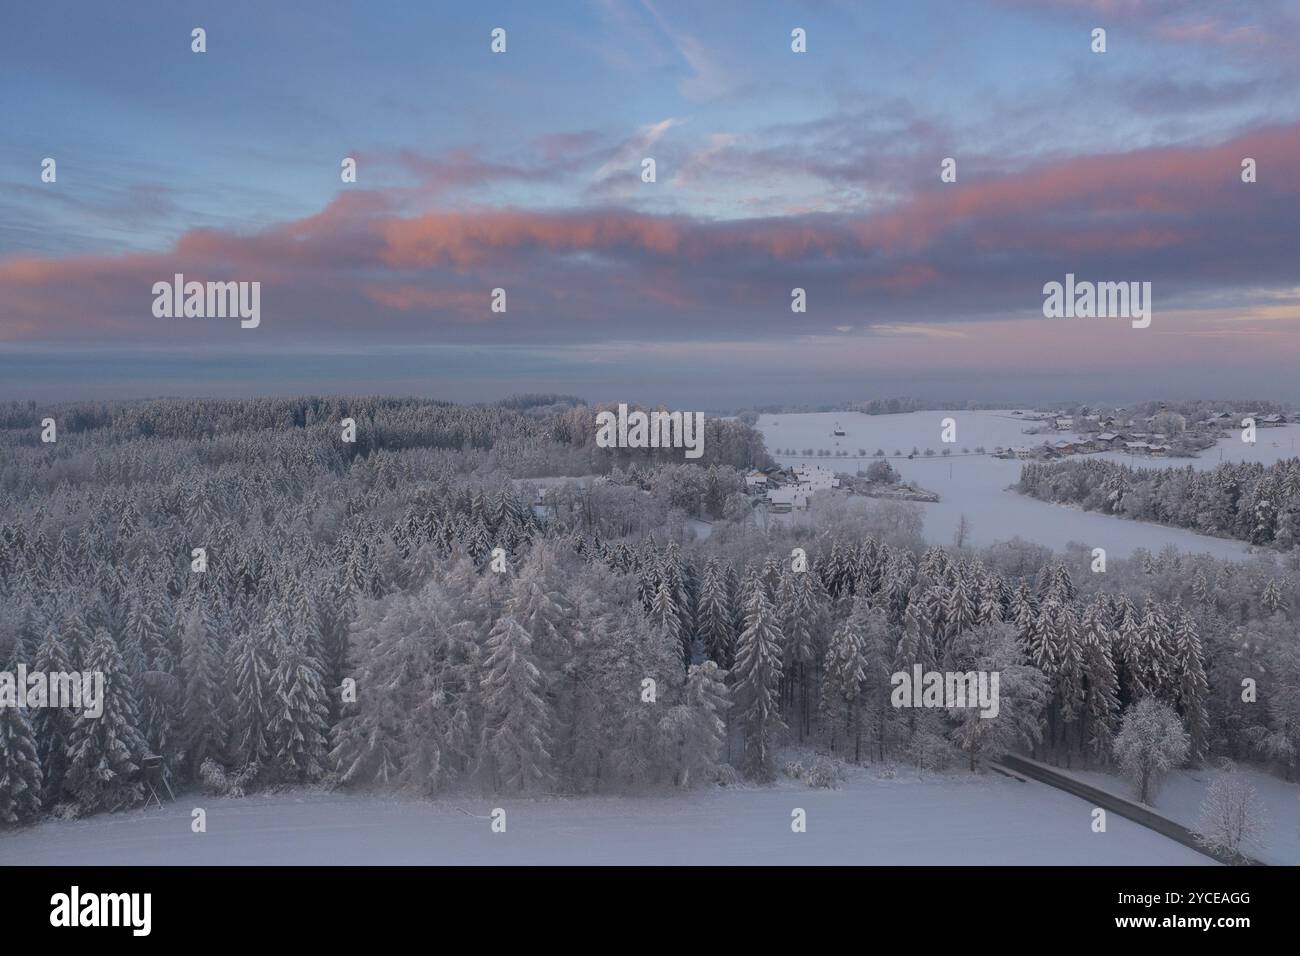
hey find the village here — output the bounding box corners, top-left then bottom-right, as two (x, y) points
(745, 461), (939, 514)
(990, 408), (1289, 462)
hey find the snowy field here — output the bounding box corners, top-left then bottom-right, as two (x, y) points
(1056, 763), (1300, 865)
(757, 412), (1297, 560)
(0, 767), (1211, 865)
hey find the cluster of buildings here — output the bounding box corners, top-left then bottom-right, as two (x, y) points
(746, 463), (841, 513)
(998, 407), (1290, 462)
(1196, 410), (1288, 428)
(994, 432), (1172, 461)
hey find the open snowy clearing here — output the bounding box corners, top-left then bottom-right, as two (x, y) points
(1, 766), (1211, 865)
(757, 411), (1295, 560)
(1051, 763), (1300, 865)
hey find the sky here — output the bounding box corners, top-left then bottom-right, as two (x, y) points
(2, 0), (1299, 408)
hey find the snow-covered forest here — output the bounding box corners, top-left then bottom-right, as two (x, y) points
(1, 396), (1298, 828)
(1018, 457), (1300, 547)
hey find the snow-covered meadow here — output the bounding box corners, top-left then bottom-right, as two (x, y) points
(0, 765), (1213, 866)
(1055, 763), (1300, 865)
(757, 411), (1299, 560)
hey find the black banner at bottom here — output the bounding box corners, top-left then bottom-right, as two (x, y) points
(4, 865), (1281, 940)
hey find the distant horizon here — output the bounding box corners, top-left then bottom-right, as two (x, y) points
(4, 1), (1300, 397)
(2, 360), (1293, 418)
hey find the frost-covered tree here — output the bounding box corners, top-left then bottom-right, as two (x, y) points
(779, 570), (823, 740)
(0, 646), (43, 826)
(696, 559), (735, 668)
(1171, 611), (1211, 762)
(1194, 769), (1270, 860)
(269, 638), (330, 784)
(947, 622), (1047, 771)
(179, 599), (227, 777)
(1078, 599), (1120, 760)
(479, 613), (552, 793)
(30, 629), (74, 805)
(229, 615), (275, 776)
(659, 661), (730, 787)
(1113, 698), (1190, 804)
(822, 606), (868, 761)
(64, 628), (150, 814)
(732, 576), (785, 781)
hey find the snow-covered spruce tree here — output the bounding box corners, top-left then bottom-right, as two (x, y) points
(1170, 610), (1211, 762)
(479, 613), (552, 793)
(658, 660), (730, 787)
(269, 636), (331, 784)
(1113, 698), (1190, 804)
(1137, 600), (1174, 702)
(822, 602), (868, 761)
(0, 645), (43, 826)
(1249, 634), (1300, 782)
(895, 596), (931, 670)
(31, 628), (73, 806)
(508, 546), (572, 665)
(332, 578), (477, 793)
(179, 598), (228, 778)
(1113, 595), (1147, 704)
(650, 576), (686, 666)
(944, 576), (977, 646)
(1194, 769), (1270, 860)
(731, 574), (786, 781)
(856, 601), (901, 763)
(946, 622), (1047, 772)
(229, 613), (276, 778)
(59, 609), (94, 671)
(696, 559), (735, 668)
(1078, 599), (1120, 762)
(777, 571), (816, 740)
(1261, 578), (1283, 616)
(63, 628), (149, 814)
(1053, 600), (1084, 760)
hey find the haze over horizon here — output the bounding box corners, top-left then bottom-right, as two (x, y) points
(3, 0), (1299, 402)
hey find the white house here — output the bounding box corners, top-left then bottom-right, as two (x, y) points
(793, 463), (840, 491)
(767, 486), (809, 512)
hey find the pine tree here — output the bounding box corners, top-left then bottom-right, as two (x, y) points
(650, 576), (687, 665)
(895, 598), (930, 670)
(1138, 600), (1173, 701)
(780, 571), (822, 740)
(479, 613), (552, 793)
(823, 602), (868, 761)
(1114, 596), (1147, 702)
(944, 576), (978, 645)
(1262, 578), (1284, 616)
(696, 559), (735, 668)
(31, 629), (73, 806)
(179, 599), (227, 777)
(64, 628), (149, 814)
(1055, 601), (1085, 746)
(269, 637), (331, 783)
(230, 614), (275, 775)
(731, 576), (785, 781)
(659, 661), (730, 787)
(1171, 611), (1211, 761)
(1079, 599), (1121, 761)
(0, 646), (43, 826)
